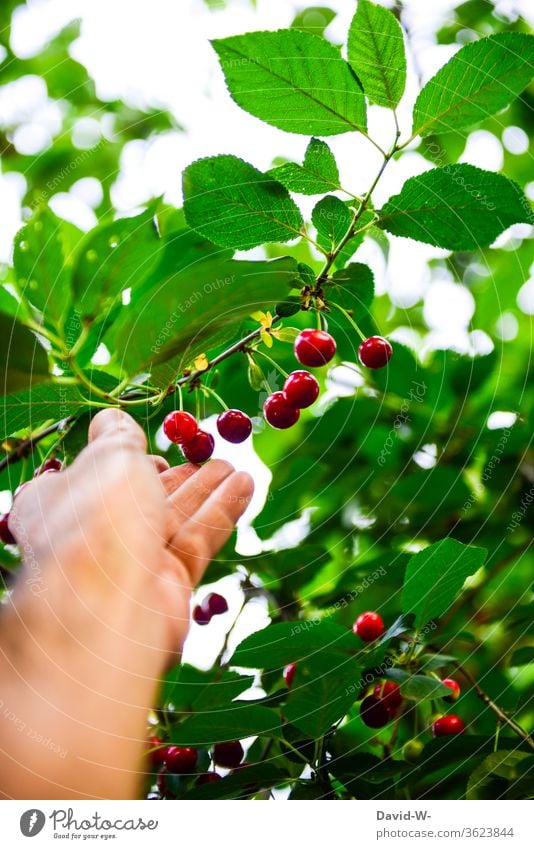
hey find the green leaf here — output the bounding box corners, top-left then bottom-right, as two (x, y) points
(467, 751), (534, 800)
(167, 703), (281, 746)
(291, 7), (336, 37)
(112, 255), (298, 378)
(323, 262), (375, 358)
(390, 673), (452, 701)
(378, 165), (533, 250)
(312, 195), (352, 252)
(231, 619), (358, 669)
(161, 664), (253, 711)
(13, 207), (75, 331)
(347, 0), (406, 109)
(402, 538), (487, 628)
(0, 381), (90, 439)
(212, 29), (367, 136)
(0, 314), (49, 394)
(285, 655), (360, 737)
(412, 33), (534, 138)
(333, 210), (375, 269)
(267, 138), (341, 195)
(510, 647), (534, 667)
(183, 155), (304, 250)
(183, 763), (287, 800)
(72, 209), (163, 320)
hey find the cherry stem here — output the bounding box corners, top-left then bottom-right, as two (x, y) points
(201, 384), (229, 412)
(455, 661), (534, 752)
(253, 348), (289, 379)
(329, 301), (367, 342)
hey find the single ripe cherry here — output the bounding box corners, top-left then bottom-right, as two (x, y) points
(148, 735), (167, 768)
(358, 336), (393, 369)
(164, 745), (198, 773)
(205, 593), (228, 616)
(373, 681), (402, 711)
(216, 410), (252, 443)
(34, 457), (63, 476)
(441, 678), (461, 702)
(294, 329), (336, 367)
(163, 410), (198, 444)
(353, 611), (385, 643)
(283, 371), (320, 409)
(196, 772), (222, 785)
(360, 695), (391, 729)
(432, 715), (465, 737)
(212, 741), (244, 769)
(263, 392), (300, 429)
(0, 513), (15, 545)
(181, 430), (214, 463)
(193, 604), (211, 625)
(283, 663), (297, 688)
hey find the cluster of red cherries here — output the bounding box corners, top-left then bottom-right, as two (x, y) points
(148, 736), (245, 793)
(0, 457), (63, 546)
(284, 610), (465, 740)
(162, 329), (393, 462)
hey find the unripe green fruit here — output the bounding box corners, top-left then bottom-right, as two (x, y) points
(402, 739), (424, 763)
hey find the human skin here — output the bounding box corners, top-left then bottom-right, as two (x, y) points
(0, 409), (254, 799)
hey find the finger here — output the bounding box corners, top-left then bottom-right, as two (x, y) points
(87, 408), (147, 453)
(170, 470), (254, 585)
(167, 459), (235, 523)
(149, 454), (170, 474)
(159, 463), (198, 496)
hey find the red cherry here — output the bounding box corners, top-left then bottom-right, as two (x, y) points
(353, 611), (385, 643)
(360, 695), (391, 728)
(0, 513), (15, 545)
(181, 430), (214, 463)
(441, 678), (461, 702)
(283, 370), (320, 409)
(358, 336), (393, 369)
(432, 714), (465, 737)
(193, 604), (211, 625)
(34, 457), (63, 476)
(216, 409), (252, 443)
(263, 392), (300, 429)
(148, 735), (166, 768)
(212, 741), (244, 769)
(205, 593), (228, 616)
(196, 772), (222, 785)
(164, 745), (198, 773)
(373, 681), (402, 711)
(283, 663), (297, 688)
(294, 329), (336, 367)
(163, 410), (198, 444)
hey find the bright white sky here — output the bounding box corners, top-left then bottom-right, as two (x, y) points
(1, 0), (533, 666)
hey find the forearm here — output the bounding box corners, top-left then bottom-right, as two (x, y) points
(0, 557), (170, 799)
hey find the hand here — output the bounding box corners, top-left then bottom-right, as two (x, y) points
(0, 409), (253, 799)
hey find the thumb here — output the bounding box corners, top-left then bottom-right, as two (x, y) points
(88, 408), (147, 453)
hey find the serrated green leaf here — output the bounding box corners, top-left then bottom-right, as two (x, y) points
(378, 165), (533, 250)
(402, 538), (487, 628)
(268, 138), (341, 195)
(0, 314), (49, 394)
(72, 209), (162, 320)
(167, 703), (281, 746)
(312, 195), (352, 252)
(162, 664), (253, 711)
(111, 255), (298, 378)
(467, 751), (534, 800)
(231, 619), (358, 669)
(0, 381), (90, 439)
(285, 655), (360, 737)
(212, 29), (366, 136)
(348, 0), (406, 109)
(398, 674), (452, 701)
(13, 207), (75, 331)
(412, 33), (534, 138)
(333, 210), (375, 269)
(183, 155), (303, 250)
